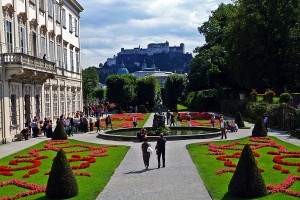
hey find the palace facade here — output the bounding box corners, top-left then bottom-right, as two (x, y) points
(0, 0), (83, 143)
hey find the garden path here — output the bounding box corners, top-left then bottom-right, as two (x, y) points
(0, 113), (299, 200)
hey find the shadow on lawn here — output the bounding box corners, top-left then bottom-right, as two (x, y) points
(221, 192), (250, 200)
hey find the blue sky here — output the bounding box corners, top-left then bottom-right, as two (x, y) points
(77, 0), (232, 68)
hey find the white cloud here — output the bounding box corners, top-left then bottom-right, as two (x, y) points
(77, 0), (232, 68)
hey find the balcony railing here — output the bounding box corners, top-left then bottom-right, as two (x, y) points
(0, 53), (56, 72)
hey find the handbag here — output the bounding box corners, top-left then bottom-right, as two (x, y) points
(147, 146), (153, 154)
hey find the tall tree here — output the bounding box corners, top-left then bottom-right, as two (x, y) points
(106, 74), (136, 109)
(164, 74), (187, 111)
(136, 76), (160, 111)
(226, 0), (300, 92)
(82, 67), (99, 104)
(188, 3), (237, 92)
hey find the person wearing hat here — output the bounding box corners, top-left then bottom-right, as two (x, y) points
(155, 133), (166, 168)
(220, 118), (227, 139)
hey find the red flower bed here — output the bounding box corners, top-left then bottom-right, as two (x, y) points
(267, 175), (300, 197)
(199, 136), (300, 198)
(273, 165), (282, 171)
(28, 168), (39, 175)
(0, 179), (46, 200)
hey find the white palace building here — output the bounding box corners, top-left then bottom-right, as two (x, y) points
(0, 0), (83, 143)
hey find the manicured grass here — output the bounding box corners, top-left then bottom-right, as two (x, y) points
(177, 104), (189, 111)
(257, 95), (280, 103)
(187, 136), (300, 200)
(287, 130), (300, 140)
(0, 139), (129, 200)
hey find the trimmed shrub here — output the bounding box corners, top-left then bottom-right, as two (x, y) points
(252, 117), (267, 137)
(228, 144), (267, 198)
(235, 111), (245, 128)
(52, 121), (68, 140)
(46, 149), (78, 199)
(279, 93), (293, 103)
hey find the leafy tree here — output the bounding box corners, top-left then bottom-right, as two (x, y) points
(228, 144), (267, 198)
(136, 76), (160, 111)
(106, 74), (136, 109)
(46, 149), (78, 199)
(82, 67), (99, 105)
(188, 3), (237, 92)
(226, 0), (300, 92)
(93, 88), (105, 102)
(164, 74), (187, 111)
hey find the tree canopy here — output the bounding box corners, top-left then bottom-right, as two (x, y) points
(189, 0), (300, 93)
(164, 74), (187, 111)
(82, 67), (99, 104)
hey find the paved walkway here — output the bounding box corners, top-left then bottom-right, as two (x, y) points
(0, 114), (299, 200)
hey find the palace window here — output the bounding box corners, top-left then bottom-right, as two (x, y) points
(49, 39), (55, 62)
(72, 94), (76, 113)
(57, 41), (62, 67)
(5, 20), (13, 53)
(77, 93), (81, 111)
(48, 0), (53, 18)
(60, 93), (65, 115)
(29, 0), (36, 5)
(35, 95), (40, 119)
(69, 14), (73, 33)
(53, 93), (58, 116)
(76, 52), (79, 73)
(40, 35), (46, 58)
(11, 95), (17, 125)
(74, 19), (78, 36)
(62, 9), (66, 28)
(64, 47), (68, 69)
(39, 0), (45, 11)
(45, 93), (50, 117)
(55, 2), (60, 23)
(19, 26), (27, 53)
(70, 48), (74, 71)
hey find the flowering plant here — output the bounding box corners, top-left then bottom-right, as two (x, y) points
(265, 89), (276, 97)
(250, 89), (258, 95)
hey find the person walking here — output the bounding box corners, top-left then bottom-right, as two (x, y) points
(187, 113), (191, 127)
(141, 137), (151, 170)
(166, 110), (171, 125)
(155, 133), (166, 168)
(220, 118), (227, 139)
(170, 113), (176, 127)
(133, 115), (138, 128)
(176, 113), (182, 127)
(105, 115), (113, 130)
(89, 116), (94, 132)
(95, 117), (101, 133)
(211, 113), (215, 127)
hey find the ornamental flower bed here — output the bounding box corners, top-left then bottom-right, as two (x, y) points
(100, 113), (148, 129)
(190, 136), (300, 199)
(0, 139), (127, 200)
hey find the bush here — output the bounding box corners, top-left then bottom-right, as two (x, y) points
(235, 111), (245, 127)
(228, 144), (267, 198)
(252, 117), (267, 137)
(279, 93), (293, 103)
(46, 149), (78, 199)
(52, 121), (68, 140)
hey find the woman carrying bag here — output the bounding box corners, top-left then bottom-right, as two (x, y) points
(141, 137), (152, 170)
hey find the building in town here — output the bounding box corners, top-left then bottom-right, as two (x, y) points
(0, 0), (83, 143)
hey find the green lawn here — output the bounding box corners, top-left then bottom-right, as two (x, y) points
(187, 136), (300, 200)
(0, 139), (129, 200)
(177, 104), (189, 111)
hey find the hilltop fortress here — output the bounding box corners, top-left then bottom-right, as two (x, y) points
(105, 41), (192, 72)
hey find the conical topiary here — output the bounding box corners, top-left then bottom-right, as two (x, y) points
(52, 121), (68, 140)
(235, 111), (245, 128)
(228, 144), (267, 198)
(46, 149), (78, 199)
(252, 117), (267, 137)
